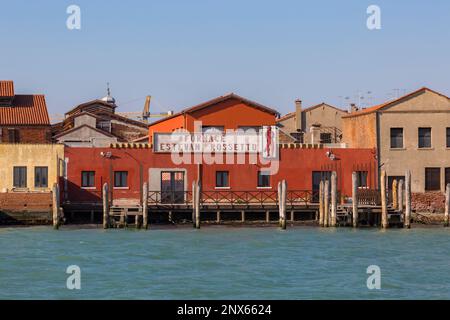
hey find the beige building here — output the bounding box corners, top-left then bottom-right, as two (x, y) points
(0, 144), (64, 192)
(343, 87), (450, 193)
(277, 100), (348, 144)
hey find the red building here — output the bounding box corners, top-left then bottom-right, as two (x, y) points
(63, 145), (377, 206)
(0, 80), (51, 143)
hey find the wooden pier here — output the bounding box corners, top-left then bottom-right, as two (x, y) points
(60, 171), (427, 230)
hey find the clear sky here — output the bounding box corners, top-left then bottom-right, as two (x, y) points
(1, 0), (449, 119)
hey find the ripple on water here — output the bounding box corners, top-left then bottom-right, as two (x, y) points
(0, 226), (449, 299)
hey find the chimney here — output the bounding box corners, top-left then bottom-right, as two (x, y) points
(295, 99), (302, 131)
(350, 103), (359, 113)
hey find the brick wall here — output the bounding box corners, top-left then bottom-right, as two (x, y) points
(0, 126), (51, 143)
(411, 192), (445, 213)
(0, 192), (53, 212)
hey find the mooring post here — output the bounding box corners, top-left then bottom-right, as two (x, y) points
(392, 179), (398, 210)
(90, 210), (94, 224)
(216, 211), (221, 223)
(266, 211), (270, 223)
(398, 179), (404, 213)
(195, 180), (200, 229)
(330, 172), (337, 227)
(280, 180), (287, 229)
(192, 181), (196, 228)
(319, 180), (324, 227)
(352, 172), (358, 228)
(405, 171), (412, 229)
(142, 182), (148, 229)
(278, 181), (282, 226)
(52, 183), (60, 230)
(324, 180), (330, 227)
(102, 183), (109, 229)
(241, 210), (245, 223)
(290, 210), (294, 222)
(135, 214), (140, 228)
(445, 183), (450, 227)
(381, 171), (388, 229)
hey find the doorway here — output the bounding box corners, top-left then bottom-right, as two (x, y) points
(161, 171), (185, 204)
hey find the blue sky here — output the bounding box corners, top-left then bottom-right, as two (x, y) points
(1, 0), (449, 118)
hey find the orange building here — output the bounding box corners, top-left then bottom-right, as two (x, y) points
(148, 93), (279, 142)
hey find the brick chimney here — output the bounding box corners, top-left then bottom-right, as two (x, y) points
(295, 99), (302, 131)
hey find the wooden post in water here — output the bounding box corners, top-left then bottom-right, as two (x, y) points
(52, 183), (60, 230)
(278, 181), (282, 226)
(405, 171), (411, 229)
(352, 172), (358, 228)
(319, 181), (324, 227)
(445, 183), (450, 227)
(330, 172), (337, 227)
(266, 211), (270, 223)
(324, 180), (329, 227)
(241, 210), (245, 223)
(195, 180), (201, 229)
(102, 183), (109, 229)
(398, 179), (404, 213)
(280, 180), (287, 229)
(216, 211), (221, 223)
(192, 181), (196, 228)
(142, 182), (148, 229)
(392, 179), (398, 210)
(381, 170), (388, 229)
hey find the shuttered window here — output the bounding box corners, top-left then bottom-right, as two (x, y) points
(216, 171), (229, 188)
(390, 128), (403, 148)
(418, 128), (432, 148)
(34, 167), (48, 188)
(425, 168), (440, 191)
(81, 171), (95, 187)
(13, 166), (27, 188)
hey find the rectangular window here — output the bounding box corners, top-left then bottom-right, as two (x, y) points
(320, 132), (332, 144)
(114, 171), (128, 188)
(34, 167), (48, 188)
(81, 171), (95, 188)
(8, 129), (20, 143)
(257, 171), (270, 188)
(13, 166), (27, 188)
(446, 128), (450, 148)
(425, 168), (440, 191)
(356, 171), (368, 188)
(418, 128), (432, 148)
(216, 171), (229, 188)
(390, 128), (403, 148)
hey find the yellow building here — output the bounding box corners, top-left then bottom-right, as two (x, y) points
(0, 144), (64, 192)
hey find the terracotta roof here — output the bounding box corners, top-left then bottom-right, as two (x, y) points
(343, 87), (450, 118)
(0, 95), (50, 125)
(65, 99), (116, 117)
(149, 93), (279, 127)
(0, 81), (14, 97)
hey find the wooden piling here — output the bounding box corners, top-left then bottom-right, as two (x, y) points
(216, 211), (221, 223)
(265, 211), (270, 223)
(352, 172), (358, 228)
(142, 182), (148, 229)
(398, 179), (404, 213)
(319, 181), (324, 227)
(330, 172), (337, 227)
(192, 181), (196, 227)
(195, 180), (200, 229)
(241, 210), (245, 222)
(405, 171), (411, 229)
(290, 210), (294, 222)
(445, 183), (450, 227)
(135, 214), (140, 228)
(280, 180), (287, 229)
(324, 180), (329, 227)
(102, 183), (109, 229)
(90, 210), (94, 224)
(52, 183), (60, 230)
(381, 171), (388, 229)
(392, 179), (398, 210)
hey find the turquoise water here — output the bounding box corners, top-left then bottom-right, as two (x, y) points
(0, 226), (449, 299)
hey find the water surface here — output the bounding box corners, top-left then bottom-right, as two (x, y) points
(0, 226), (449, 299)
